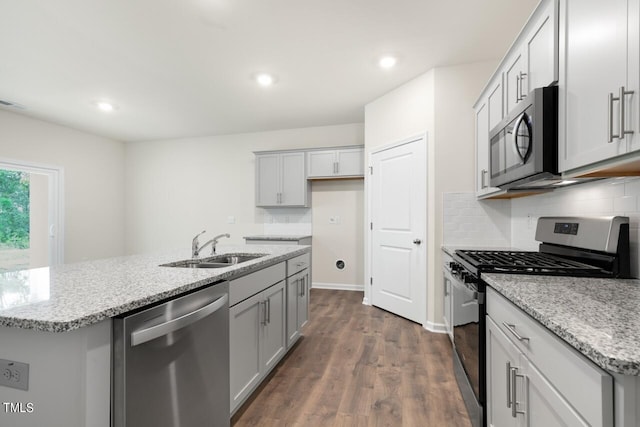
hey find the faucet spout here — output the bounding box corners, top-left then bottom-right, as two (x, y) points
(191, 230), (207, 258)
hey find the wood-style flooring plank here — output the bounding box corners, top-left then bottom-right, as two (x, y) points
(231, 289), (471, 427)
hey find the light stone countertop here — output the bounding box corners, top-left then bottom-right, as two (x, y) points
(0, 245), (309, 333)
(483, 273), (640, 375)
(244, 235), (312, 241)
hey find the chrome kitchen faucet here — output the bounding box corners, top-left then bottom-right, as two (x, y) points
(192, 231), (231, 258)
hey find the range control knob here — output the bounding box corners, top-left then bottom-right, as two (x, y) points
(448, 262), (461, 273)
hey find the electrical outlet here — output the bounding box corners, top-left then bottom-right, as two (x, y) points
(227, 216), (236, 224)
(329, 216), (340, 224)
(0, 359), (29, 391)
(527, 214), (533, 229)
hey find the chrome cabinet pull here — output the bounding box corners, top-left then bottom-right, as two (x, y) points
(620, 86), (635, 138)
(502, 322), (530, 342)
(515, 75), (520, 103)
(510, 366), (526, 418)
(480, 169), (487, 189)
(266, 298), (271, 324)
(506, 362), (512, 409)
(518, 72), (527, 101)
(261, 301), (268, 325)
(609, 91), (621, 143)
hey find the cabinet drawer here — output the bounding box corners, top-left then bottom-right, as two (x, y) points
(229, 263), (285, 306)
(287, 253), (310, 276)
(486, 287), (613, 426)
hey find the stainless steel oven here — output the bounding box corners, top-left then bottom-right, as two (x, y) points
(449, 263), (484, 427)
(489, 85), (558, 190)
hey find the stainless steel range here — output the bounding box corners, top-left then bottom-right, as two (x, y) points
(448, 216), (630, 427)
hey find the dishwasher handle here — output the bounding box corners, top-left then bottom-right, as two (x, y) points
(131, 294), (228, 346)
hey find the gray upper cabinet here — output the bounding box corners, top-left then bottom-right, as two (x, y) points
(306, 146), (364, 178)
(559, 0), (639, 173)
(255, 151), (309, 207)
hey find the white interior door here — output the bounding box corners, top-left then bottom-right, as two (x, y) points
(370, 135), (426, 323)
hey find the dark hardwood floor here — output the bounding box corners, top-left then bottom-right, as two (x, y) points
(231, 289), (471, 427)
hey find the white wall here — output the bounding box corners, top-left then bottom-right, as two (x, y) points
(364, 61), (497, 329)
(0, 109), (125, 262)
(124, 123), (364, 286)
(310, 180), (364, 289)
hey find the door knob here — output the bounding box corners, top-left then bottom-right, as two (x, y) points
(413, 239), (422, 245)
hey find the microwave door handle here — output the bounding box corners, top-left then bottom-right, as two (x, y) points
(512, 114), (527, 164)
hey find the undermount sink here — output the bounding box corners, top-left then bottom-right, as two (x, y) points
(160, 253), (266, 269)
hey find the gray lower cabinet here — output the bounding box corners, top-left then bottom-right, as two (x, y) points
(486, 287), (613, 426)
(229, 280), (286, 415)
(286, 268), (309, 348)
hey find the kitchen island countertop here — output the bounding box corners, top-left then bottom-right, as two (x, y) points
(483, 273), (640, 375)
(0, 245), (309, 333)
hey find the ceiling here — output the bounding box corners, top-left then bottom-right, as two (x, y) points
(0, 0), (539, 142)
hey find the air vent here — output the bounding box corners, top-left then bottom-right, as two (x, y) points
(0, 99), (25, 109)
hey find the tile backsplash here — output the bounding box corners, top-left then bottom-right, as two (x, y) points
(442, 193), (511, 247)
(261, 208), (313, 235)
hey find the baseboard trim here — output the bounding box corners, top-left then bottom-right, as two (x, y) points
(312, 282), (364, 292)
(424, 320), (447, 334)
(362, 297), (370, 306)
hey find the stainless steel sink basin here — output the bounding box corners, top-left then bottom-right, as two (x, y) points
(160, 253), (266, 269)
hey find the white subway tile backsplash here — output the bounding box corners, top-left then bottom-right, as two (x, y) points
(443, 193), (511, 247)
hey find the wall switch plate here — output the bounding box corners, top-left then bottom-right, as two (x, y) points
(329, 216), (340, 224)
(0, 359), (29, 391)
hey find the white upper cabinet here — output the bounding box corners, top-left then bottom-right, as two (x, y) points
(505, 0), (558, 113)
(307, 146), (364, 178)
(474, 0), (557, 199)
(255, 151), (309, 207)
(559, 0), (639, 172)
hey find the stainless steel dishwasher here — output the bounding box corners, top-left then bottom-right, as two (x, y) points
(112, 281), (229, 427)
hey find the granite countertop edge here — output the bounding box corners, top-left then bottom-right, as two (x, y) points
(483, 273), (640, 376)
(0, 245), (310, 333)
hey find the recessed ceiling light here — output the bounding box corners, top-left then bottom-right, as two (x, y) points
(94, 101), (116, 112)
(379, 56), (397, 69)
(255, 73), (275, 87)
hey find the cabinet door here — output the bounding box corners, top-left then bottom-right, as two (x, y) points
(280, 152), (307, 206)
(443, 271), (452, 341)
(336, 148), (364, 176)
(297, 270), (309, 330)
(255, 154), (280, 206)
(261, 280), (286, 372)
(486, 317), (520, 427)
(307, 150), (336, 177)
(523, 357), (590, 427)
(230, 294), (262, 412)
(505, 50), (527, 113)
(476, 100), (501, 197)
(286, 274), (300, 348)
(525, 0), (558, 91)
(559, 0), (629, 172)
(488, 75), (504, 130)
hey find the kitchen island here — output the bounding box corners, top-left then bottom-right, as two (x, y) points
(0, 245), (310, 427)
(483, 273), (640, 426)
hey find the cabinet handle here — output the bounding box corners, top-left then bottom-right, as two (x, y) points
(510, 366), (526, 418)
(515, 75), (520, 103)
(303, 277), (306, 296)
(506, 362), (512, 409)
(480, 169), (487, 189)
(336, 162), (339, 174)
(266, 298), (271, 324)
(609, 91), (621, 143)
(261, 301), (268, 325)
(620, 86), (635, 138)
(502, 322), (530, 342)
(518, 72), (527, 101)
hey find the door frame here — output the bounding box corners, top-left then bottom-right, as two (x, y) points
(0, 157), (65, 266)
(365, 132), (428, 325)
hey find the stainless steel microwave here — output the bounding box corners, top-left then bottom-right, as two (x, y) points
(489, 86), (558, 189)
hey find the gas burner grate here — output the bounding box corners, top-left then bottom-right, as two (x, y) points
(456, 250), (606, 276)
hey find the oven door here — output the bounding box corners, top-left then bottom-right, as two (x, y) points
(451, 274), (485, 427)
